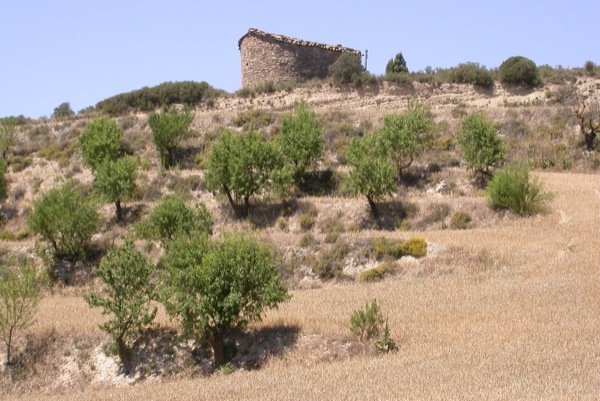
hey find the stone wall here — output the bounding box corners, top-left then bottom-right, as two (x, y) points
(239, 29), (361, 89)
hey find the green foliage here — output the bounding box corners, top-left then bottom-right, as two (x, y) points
(0, 263), (40, 365)
(386, 52), (408, 75)
(498, 56), (541, 87)
(584, 60), (597, 76)
(205, 130), (289, 217)
(137, 194), (213, 246)
(299, 205), (318, 231)
(276, 101), (324, 183)
(84, 239), (157, 374)
(370, 237), (392, 260)
(457, 112), (505, 176)
(52, 102), (75, 119)
(96, 81), (223, 116)
(376, 320), (398, 354)
(345, 134), (396, 220)
(94, 156), (138, 221)
(79, 117), (124, 172)
(161, 233), (290, 366)
(486, 162), (554, 216)
(0, 157), (7, 201)
(349, 299), (384, 342)
(232, 109), (275, 130)
(27, 181), (101, 261)
(359, 262), (394, 283)
(450, 211), (472, 230)
(148, 107), (194, 169)
(0, 121), (16, 158)
(377, 102), (434, 176)
(401, 237), (427, 257)
(328, 53), (365, 85)
(450, 63), (494, 88)
(311, 241), (350, 279)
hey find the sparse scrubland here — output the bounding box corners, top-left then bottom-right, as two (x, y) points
(0, 63), (599, 400)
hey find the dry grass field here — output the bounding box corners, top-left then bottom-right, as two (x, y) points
(1, 78), (600, 400)
(5, 171), (598, 400)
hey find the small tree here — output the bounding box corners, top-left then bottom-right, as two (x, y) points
(0, 121), (15, 158)
(498, 56), (540, 87)
(276, 101), (324, 184)
(457, 112), (505, 177)
(377, 102), (433, 177)
(0, 263), (40, 366)
(148, 107), (193, 169)
(162, 234), (290, 366)
(349, 299), (384, 342)
(137, 194), (213, 246)
(94, 156), (138, 221)
(27, 181), (101, 261)
(205, 130), (286, 217)
(571, 100), (599, 151)
(52, 102), (75, 119)
(84, 240), (156, 374)
(345, 134), (396, 220)
(328, 53), (365, 85)
(386, 52), (408, 75)
(79, 117), (124, 172)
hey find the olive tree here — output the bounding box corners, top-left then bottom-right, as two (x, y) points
(79, 117), (124, 172)
(345, 134), (396, 220)
(377, 102), (433, 177)
(276, 101), (323, 184)
(205, 130), (287, 218)
(161, 234), (290, 366)
(148, 107), (193, 169)
(84, 240), (156, 374)
(386, 52), (408, 75)
(0, 264), (40, 366)
(457, 112), (505, 177)
(94, 156), (138, 221)
(27, 181), (101, 261)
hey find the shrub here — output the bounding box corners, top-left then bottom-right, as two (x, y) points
(232, 109), (275, 130)
(79, 118), (124, 172)
(584, 60), (597, 76)
(370, 237), (391, 260)
(312, 241), (350, 279)
(0, 157), (6, 201)
(27, 181), (101, 261)
(486, 162), (554, 216)
(450, 63), (494, 88)
(52, 102), (75, 119)
(299, 206), (318, 231)
(386, 52), (408, 75)
(359, 262), (395, 283)
(401, 237), (427, 257)
(299, 233), (316, 248)
(84, 239), (157, 374)
(498, 56), (541, 87)
(0, 121), (16, 158)
(450, 211), (472, 230)
(94, 156), (138, 221)
(376, 320), (398, 354)
(148, 107), (194, 169)
(457, 112), (505, 177)
(137, 194), (213, 246)
(0, 263), (40, 366)
(349, 299), (384, 341)
(328, 53), (365, 85)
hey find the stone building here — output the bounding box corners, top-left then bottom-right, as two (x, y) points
(238, 28), (361, 88)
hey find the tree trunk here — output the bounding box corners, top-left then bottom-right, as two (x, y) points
(367, 196), (379, 221)
(398, 155), (414, 179)
(243, 196), (250, 218)
(223, 186), (240, 217)
(116, 336), (133, 375)
(209, 335), (225, 367)
(5, 327), (13, 365)
(115, 200), (123, 221)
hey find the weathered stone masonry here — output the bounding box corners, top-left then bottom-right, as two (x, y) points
(239, 28), (361, 89)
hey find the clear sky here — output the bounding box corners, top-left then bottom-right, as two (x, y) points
(2, 0), (598, 119)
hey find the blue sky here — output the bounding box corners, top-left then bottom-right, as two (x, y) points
(2, 0), (598, 118)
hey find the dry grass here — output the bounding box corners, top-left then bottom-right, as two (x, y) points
(3, 172), (598, 400)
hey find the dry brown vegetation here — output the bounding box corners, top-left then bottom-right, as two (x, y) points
(1, 78), (599, 400)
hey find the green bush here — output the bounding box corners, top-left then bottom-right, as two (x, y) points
(486, 162), (554, 216)
(450, 211), (472, 230)
(328, 53), (365, 85)
(232, 109), (275, 130)
(27, 181), (101, 261)
(148, 107), (194, 169)
(359, 262), (395, 283)
(401, 237), (427, 258)
(312, 241), (350, 279)
(457, 112), (505, 176)
(79, 118), (124, 172)
(299, 205), (318, 231)
(498, 56), (541, 87)
(376, 320), (398, 354)
(370, 237), (391, 260)
(349, 299), (384, 341)
(52, 102), (75, 119)
(450, 63), (494, 88)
